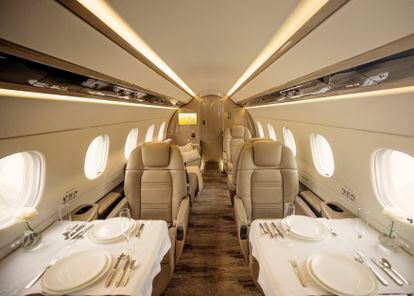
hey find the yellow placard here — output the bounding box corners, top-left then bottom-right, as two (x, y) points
(178, 113), (197, 125)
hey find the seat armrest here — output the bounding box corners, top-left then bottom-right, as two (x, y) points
(106, 197), (129, 219)
(234, 196), (248, 240)
(222, 152), (228, 163)
(175, 196), (190, 241)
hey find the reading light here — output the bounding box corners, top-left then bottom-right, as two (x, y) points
(244, 86), (414, 109)
(227, 0), (329, 97)
(77, 0), (196, 97)
(0, 88), (178, 109)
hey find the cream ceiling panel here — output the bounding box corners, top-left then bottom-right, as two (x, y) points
(107, 0), (300, 96)
(232, 0), (414, 102)
(0, 0), (191, 102)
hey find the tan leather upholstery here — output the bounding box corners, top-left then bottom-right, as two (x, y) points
(227, 138), (262, 204)
(223, 125), (251, 173)
(233, 139), (299, 260)
(125, 142), (190, 269)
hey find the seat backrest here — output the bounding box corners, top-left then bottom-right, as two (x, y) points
(223, 125), (252, 163)
(124, 142), (187, 223)
(236, 140), (298, 221)
(230, 138), (263, 186)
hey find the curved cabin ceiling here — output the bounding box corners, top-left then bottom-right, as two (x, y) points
(104, 0), (300, 97)
(0, 0), (413, 104)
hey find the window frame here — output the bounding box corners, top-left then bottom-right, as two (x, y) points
(282, 127), (297, 156)
(310, 133), (335, 177)
(157, 122), (166, 141)
(145, 124), (155, 142)
(267, 123), (277, 140)
(124, 128), (139, 159)
(257, 121), (264, 138)
(84, 135), (110, 180)
(374, 148), (414, 216)
(0, 151), (43, 227)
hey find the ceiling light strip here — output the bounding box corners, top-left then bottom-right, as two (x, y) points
(227, 0), (348, 98)
(57, 0), (196, 98)
(0, 85), (178, 110)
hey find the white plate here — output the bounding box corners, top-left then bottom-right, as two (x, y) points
(88, 218), (136, 243)
(283, 215), (329, 241)
(307, 253), (377, 296)
(42, 250), (111, 294)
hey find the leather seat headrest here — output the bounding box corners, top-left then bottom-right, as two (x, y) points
(253, 141), (282, 166)
(231, 126), (246, 138)
(142, 142), (170, 167)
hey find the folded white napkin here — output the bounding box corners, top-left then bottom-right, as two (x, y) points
(180, 149), (200, 163)
(178, 143), (194, 152)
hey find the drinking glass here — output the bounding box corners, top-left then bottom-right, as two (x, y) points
(119, 208), (132, 253)
(356, 208), (370, 239)
(283, 202), (295, 235)
(58, 203), (73, 240)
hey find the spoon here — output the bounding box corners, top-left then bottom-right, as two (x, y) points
(381, 258), (410, 285)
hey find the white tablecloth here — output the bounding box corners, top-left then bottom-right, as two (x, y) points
(0, 220), (171, 296)
(250, 218), (414, 296)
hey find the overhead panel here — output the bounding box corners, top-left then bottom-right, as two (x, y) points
(106, 0), (300, 96)
(232, 0), (414, 102)
(0, 0), (191, 103)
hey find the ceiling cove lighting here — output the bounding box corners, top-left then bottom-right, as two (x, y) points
(244, 86), (414, 109)
(226, 0), (329, 97)
(77, 0), (196, 97)
(0, 89), (178, 110)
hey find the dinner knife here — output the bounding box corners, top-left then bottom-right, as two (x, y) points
(71, 224), (94, 240)
(115, 255), (130, 287)
(270, 222), (279, 238)
(274, 222), (285, 238)
(258, 223), (267, 235)
(122, 259), (137, 287)
(263, 222), (273, 238)
(105, 253), (125, 287)
(371, 258), (403, 286)
(136, 223), (145, 237)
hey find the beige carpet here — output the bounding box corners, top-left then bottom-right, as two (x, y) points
(163, 166), (260, 296)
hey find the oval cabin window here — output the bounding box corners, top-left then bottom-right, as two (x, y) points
(0, 152), (42, 227)
(84, 135), (109, 179)
(375, 149), (414, 216)
(310, 134), (335, 177)
(124, 128), (139, 159)
(257, 121), (264, 138)
(158, 122), (166, 141)
(267, 123), (277, 140)
(282, 127), (296, 156)
(145, 124), (155, 142)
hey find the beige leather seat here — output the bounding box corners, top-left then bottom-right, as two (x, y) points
(222, 125), (251, 174)
(233, 140), (299, 260)
(227, 138), (262, 205)
(124, 142), (190, 293)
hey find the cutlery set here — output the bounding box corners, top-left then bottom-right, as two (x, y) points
(105, 253), (138, 288)
(63, 223), (94, 240)
(355, 251), (410, 287)
(258, 222), (284, 238)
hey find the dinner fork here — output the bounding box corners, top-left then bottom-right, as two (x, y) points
(25, 257), (58, 289)
(290, 260), (307, 288)
(354, 251), (388, 286)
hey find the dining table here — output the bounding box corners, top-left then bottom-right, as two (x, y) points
(250, 218), (414, 296)
(0, 219), (171, 296)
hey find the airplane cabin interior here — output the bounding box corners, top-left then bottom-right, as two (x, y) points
(0, 1), (413, 295)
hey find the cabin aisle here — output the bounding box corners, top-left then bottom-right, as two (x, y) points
(163, 164), (260, 296)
